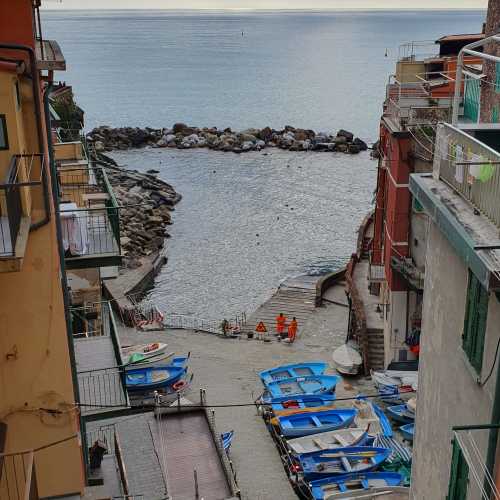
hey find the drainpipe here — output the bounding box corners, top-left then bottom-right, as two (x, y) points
(484, 357), (500, 498)
(0, 43), (50, 229)
(452, 34), (500, 125)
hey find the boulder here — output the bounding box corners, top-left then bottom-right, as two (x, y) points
(241, 141), (253, 151)
(353, 137), (368, 151)
(239, 133), (257, 143)
(348, 144), (361, 154)
(258, 127), (273, 142)
(172, 123), (189, 134)
(337, 129), (354, 142)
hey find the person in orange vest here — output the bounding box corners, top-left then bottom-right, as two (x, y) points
(288, 317), (298, 343)
(275, 313), (287, 338)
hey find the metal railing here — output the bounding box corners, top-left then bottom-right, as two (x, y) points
(0, 449), (38, 500)
(86, 423), (117, 456)
(436, 123), (500, 229)
(163, 312), (246, 335)
(70, 300), (111, 339)
(0, 154), (45, 257)
(368, 260), (385, 283)
(398, 40), (438, 61)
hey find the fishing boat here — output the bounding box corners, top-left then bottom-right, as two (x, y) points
(122, 342), (168, 361)
(273, 403), (339, 418)
(125, 365), (186, 392)
(307, 472), (404, 499)
(287, 428), (368, 455)
(332, 343), (362, 376)
(276, 408), (357, 438)
(125, 351), (174, 368)
(259, 362), (328, 385)
(265, 375), (340, 400)
(399, 423), (414, 442)
(354, 399), (393, 438)
(267, 394), (337, 413)
(386, 404), (415, 424)
(299, 447), (391, 480)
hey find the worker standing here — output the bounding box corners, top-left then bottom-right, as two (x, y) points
(275, 313), (287, 338)
(288, 317), (298, 343)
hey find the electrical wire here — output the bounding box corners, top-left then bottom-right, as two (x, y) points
(480, 335), (500, 387)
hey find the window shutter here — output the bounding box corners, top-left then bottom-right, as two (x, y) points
(496, 62), (500, 93)
(447, 439), (469, 500)
(473, 286), (489, 372)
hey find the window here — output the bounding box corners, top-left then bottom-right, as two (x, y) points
(447, 439), (469, 500)
(0, 115), (8, 150)
(462, 271), (489, 374)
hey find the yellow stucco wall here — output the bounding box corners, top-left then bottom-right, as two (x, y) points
(0, 70), (84, 496)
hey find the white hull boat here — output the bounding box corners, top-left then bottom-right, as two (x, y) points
(125, 351), (174, 369)
(287, 427), (368, 455)
(332, 343), (362, 375)
(122, 342), (168, 362)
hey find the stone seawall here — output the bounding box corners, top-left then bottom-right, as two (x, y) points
(88, 123), (369, 155)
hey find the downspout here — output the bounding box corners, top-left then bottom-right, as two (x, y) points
(484, 356), (500, 498)
(0, 43), (50, 229)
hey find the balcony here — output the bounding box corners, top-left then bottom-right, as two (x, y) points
(368, 257), (386, 283)
(35, 39), (66, 72)
(437, 123), (500, 229)
(391, 256), (425, 290)
(384, 79), (454, 133)
(0, 449), (38, 499)
(58, 165), (121, 269)
(0, 154), (46, 272)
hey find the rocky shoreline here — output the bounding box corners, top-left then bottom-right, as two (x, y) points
(88, 123), (369, 155)
(93, 153), (181, 270)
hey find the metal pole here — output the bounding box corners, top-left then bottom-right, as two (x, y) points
(194, 469), (199, 499)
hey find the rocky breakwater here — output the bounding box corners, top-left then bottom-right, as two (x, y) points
(99, 157), (181, 270)
(88, 124), (369, 155)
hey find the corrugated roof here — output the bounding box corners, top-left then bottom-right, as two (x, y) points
(436, 33), (484, 44)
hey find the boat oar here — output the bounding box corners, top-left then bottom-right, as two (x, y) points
(319, 451), (378, 459)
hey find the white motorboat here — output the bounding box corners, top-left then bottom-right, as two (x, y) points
(332, 342), (362, 375)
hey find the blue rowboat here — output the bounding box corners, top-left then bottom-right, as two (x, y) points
(287, 428), (369, 455)
(260, 362), (328, 385)
(277, 408), (357, 438)
(308, 472), (404, 499)
(387, 404), (415, 424)
(399, 423), (415, 442)
(268, 394), (337, 412)
(299, 446), (391, 481)
(125, 365), (186, 392)
(372, 403), (393, 438)
(265, 375), (340, 399)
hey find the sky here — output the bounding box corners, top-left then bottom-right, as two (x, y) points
(43, 0), (488, 9)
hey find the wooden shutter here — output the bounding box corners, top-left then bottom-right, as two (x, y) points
(447, 438), (469, 500)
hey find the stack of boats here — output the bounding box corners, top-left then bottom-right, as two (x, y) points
(258, 361), (410, 499)
(121, 342), (191, 394)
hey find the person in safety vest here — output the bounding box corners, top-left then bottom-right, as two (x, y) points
(276, 313), (287, 338)
(288, 317), (298, 343)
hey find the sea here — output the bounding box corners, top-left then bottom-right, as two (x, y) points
(43, 9), (485, 318)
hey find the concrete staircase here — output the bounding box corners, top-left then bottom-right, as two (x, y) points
(366, 328), (385, 371)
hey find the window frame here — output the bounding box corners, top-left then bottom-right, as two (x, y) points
(447, 438), (469, 500)
(462, 271), (489, 375)
(0, 115), (9, 151)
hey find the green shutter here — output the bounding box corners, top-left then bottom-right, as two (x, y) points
(447, 439), (469, 500)
(463, 271), (489, 374)
(496, 62), (500, 93)
(464, 78), (480, 122)
(493, 105), (499, 124)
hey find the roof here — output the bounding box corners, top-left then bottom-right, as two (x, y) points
(436, 33), (484, 44)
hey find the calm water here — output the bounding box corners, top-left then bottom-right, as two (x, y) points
(43, 10), (484, 318)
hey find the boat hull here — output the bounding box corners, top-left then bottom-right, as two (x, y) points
(265, 375), (340, 399)
(387, 404), (414, 424)
(332, 344), (362, 376)
(399, 423), (414, 441)
(126, 366), (186, 392)
(260, 362), (328, 385)
(287, 428), (368, 455)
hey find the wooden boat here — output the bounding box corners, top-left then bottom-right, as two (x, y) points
(125, 365), (186, 392)
(287, 428), (369, 455)
(265, 394), (337, 411)
(265, 375), (340, 399)
(299, 446), (391, 480)
(354, 399), (393, 438)
(276, 408), (357, 438)
(260, 362), (328, 385)
(386, 404), (415, 424)
(125, 351), (174, 368)
(273, 403), (338, 418)
(332, 343), (362, 375)
(307, 472), (404, 499)
(122, 342), (168, 361)
(399, 423), (414, 442)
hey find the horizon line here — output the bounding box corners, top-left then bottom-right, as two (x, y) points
(41, 7), (487, 11)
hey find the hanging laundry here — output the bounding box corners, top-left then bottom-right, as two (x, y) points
(469, 153), (482, 180)
(454, 144), (464, 183)
(478, 156), (495, 183)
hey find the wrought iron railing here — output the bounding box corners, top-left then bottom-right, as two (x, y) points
(0, 449), (38, 499)
(398, 40), (438, 61)
(0, 154), (46, 257)
(436, 123), (500, 229)
(368, 260), (386, 283)
(70, 300), (112, 339)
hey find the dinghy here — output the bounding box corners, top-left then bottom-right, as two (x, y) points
(122, 342), (168, 361)
(265, 375), (340, 399)
(332, 343), (362, 376)
(273, 403), (338, 418)
(126, 365), (186, 392)
(399, 423), (414, 442)
(125, 351), (174, 368)
(307, 472), (404, 499)
(354, 399), (393, 438)
(267, 394), (337, 413)
(287, 428), (368, 455)
(386, 404), (415, 424)
(260, 362), (328, 385)
(299, 446), (391, 480)
(276, 408), (357, 438)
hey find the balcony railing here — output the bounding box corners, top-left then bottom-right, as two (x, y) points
(391, 256), (425, 290)
(436, 123), (500, 229)
(70, 300), (111, 339)
(368, 258), (386, 283)
(0, 154), (45, 259)
(398, 40), (438, 61)
(0, 450), (38, 500)
(58, 166), (121, 268)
